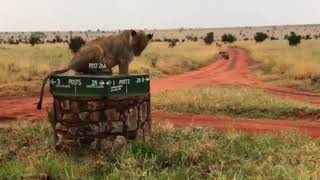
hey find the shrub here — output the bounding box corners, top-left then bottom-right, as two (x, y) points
(305, 35), (312, 40)
(68, 36), (86, 53)
(8, 38), (18, 45)
(168, 39), (179, 48)
(270, 36), (279, 40)
(29, 33), (41, 46)
(287, 32), (301, 46)
(221, 34), (237, 43)
(185, 35), (194, 41)
(55, 35), (63, 43)
(203, 32), (214, 45)
(254, 32), (269, 43)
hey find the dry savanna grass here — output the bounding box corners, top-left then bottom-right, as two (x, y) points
(152, 86), (320, 119)
(0, 42), (220, 96)
(0, 121), (319, 179)
(238, 40), (320, 92)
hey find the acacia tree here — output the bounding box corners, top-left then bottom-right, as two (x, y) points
(203, 32), (214, 45)
(254, 32), (269, 43)
(221, 34), (236, 43)
(287, 32), (301, 46)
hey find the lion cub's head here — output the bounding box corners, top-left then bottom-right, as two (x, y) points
(130, 30), (153, 56)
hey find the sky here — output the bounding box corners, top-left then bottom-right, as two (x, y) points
(0, 0), (319, 31)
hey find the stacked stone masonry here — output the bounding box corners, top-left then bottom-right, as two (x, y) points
(53, 95), (151, 152)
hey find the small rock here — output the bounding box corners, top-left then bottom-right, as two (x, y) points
(62, 113), (76, 122)
(55, 133), (64, 147)
(55, 112), (63, 121)
(104, 109), (120, 121)
(61, 100), (70, 111)
(55, 123), (68, 132)
(90, 111), (101, 122)
(78, 112), (90, 121)
(99, 122), (108, 133)
(87, 124), (99, 136)
(111, 121), (123, 133)
(113, 136), (126, 149)
(100, 139), (113, 150)
(126, 107), (138, 131)
(68, 127), (79, 136)
(136, 129), (144, 141)
(139, 102), (148, 123)
(88, 101), (104, 111)
(90, 138), (99, 150)
(70, 101), (80, 113)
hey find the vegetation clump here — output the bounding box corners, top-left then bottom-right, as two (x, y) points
(287, 32), (301, 46)
(221, 33), (237, 43)
(254, 32), (269, 43)
(203, 32), (214, 45)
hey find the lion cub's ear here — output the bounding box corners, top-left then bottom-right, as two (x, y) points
(131, 30), (137, 36)
(147, 34), (153, 40)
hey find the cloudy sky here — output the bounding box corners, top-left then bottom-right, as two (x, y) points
(0, 0), (319, 31)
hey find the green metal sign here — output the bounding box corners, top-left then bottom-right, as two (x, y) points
(50, 74), (150, 97)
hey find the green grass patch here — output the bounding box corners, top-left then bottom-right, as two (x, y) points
(152, 86), (320, 119)
(237, 40), (320, 92)
(0, 122), (320, 179)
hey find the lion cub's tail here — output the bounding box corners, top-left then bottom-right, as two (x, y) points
(37, 67), (71, 110)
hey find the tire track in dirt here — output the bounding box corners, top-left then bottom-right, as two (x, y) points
(1, 48), (320, 138)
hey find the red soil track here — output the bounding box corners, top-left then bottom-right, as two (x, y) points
(1, 48), (320, 138)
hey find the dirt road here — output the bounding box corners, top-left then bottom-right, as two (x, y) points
(1, 48), (320, 137)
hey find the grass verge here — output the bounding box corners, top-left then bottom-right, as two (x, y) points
(152, 86), (320, 119)
(0, 121), (319, 179)
(237, 40), (320, 92)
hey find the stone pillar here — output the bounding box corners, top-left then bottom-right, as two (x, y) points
(52, 95), (151, 152)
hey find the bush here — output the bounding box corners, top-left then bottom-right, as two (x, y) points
(221, 34), (237, 43)
(270, 36), (279, 40)
(254, 32), (269, 43)
(68, 36), (86, 53)
(29, 33), (41, 46)
(203, 32), (214, 45)
(305, 35), (312, 40)
(55, 35), (63, 43)
(168, 39), (179, 48)
(8, 38), (18, 45)
(287, 32), (301, 46)
(193, 36), (198, 42)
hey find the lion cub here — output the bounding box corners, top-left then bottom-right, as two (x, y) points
(37, 30), (153, 109)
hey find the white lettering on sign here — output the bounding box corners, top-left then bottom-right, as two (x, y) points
(110, 85), (123, 92)
(106, 80), (112, 86)
(68, 79), (82, 86)
(136, 77), (149, 84)
(89, 63), (107, 69)
(91, 80), (98, 86)
(86, 79), (104, 89)
(99, 63), (107, 69)
(51, 79), (61, 85)
(56, 84), (71, 88)
(119, 79), (130, 85)
(88, 63), (98, 69)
